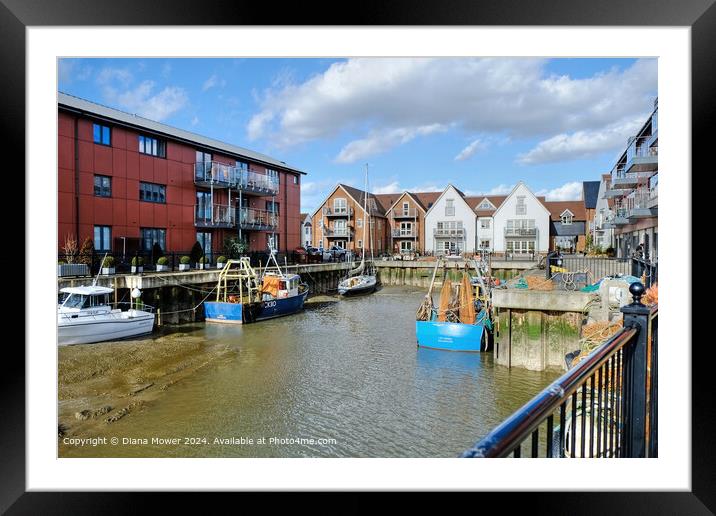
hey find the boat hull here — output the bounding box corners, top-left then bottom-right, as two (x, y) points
(58, 312), (155, 346)
(415, 320), (485, 352)
(338, 275), (377, 296)
(205, 290), (308, 324)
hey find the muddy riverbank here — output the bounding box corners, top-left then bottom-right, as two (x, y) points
(58, 330), (237, 447)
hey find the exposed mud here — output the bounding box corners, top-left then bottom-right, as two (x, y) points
(58, 331), (236, 452)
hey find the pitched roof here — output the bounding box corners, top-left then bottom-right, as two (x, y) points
(466, 195), (508, 216)
(544, 200), (587, 221)
(582, 181), (601, 209)
(339, 183), (388, 217)
(58, 92), (306, 174)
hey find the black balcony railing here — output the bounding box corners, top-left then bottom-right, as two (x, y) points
(461, 282), (657, 458)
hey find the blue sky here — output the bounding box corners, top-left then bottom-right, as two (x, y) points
(58, 57), (657, 212)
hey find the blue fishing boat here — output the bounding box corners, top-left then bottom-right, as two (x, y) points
(204, 249), (308, 324)
(415, 257), (493, 352)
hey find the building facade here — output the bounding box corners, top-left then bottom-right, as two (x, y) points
(545, 201), (588, 253)
(300, 212), (312, 248)
(309, 184), (389, 254)
(380, 191), (440, 255)
(593, 173), (615, 250)
(58, 93), (305, 258)
(602, 99), (658, 260)
(423, 185), (477, 255)
(491, 182), (551, 256)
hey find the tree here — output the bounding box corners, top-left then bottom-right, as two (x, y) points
(190, 240), (204, 264)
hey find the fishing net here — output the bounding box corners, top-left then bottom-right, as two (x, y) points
(437, 279), (452, 322)
(459, 273), (475, 324)
(261, 276), (280, 298)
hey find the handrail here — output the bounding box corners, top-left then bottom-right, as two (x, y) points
(461, 326), (639, 458)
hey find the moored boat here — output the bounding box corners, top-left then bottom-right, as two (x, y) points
(415, 258), (493, 352)
(58, 286), (155, 345)
(204, 249), (308, 324)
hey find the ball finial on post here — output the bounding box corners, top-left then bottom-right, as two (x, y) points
(629, 281), (645, 305)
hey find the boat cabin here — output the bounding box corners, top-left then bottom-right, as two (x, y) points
(58, 286), (114, 314)
(261, 273), (301, 301)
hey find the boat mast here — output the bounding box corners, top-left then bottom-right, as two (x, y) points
(362, 163), (368, 267)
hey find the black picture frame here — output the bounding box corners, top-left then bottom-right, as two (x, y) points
(6, 0), (708, 511)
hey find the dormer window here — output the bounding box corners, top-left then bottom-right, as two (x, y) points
(561, 210), (574, 225)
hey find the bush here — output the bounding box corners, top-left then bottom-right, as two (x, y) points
(606, 246), (616, 257)
(58, 259), (66, 265)
(199, 256), (207, 264)
(131, 256), (144, 266)
(101, 256), (115, 268)
(78, 237), (94, 266)
(157, 256), (169, 265)
(180, 255), (191, 264)
(190, 241), (204, 264)
(217, 255), (227, 263)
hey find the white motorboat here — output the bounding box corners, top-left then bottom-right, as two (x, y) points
(58, 285), (155, 345)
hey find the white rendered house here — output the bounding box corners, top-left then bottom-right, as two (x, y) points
(492, 182), (551, 255)
(424, 184), (477, 255)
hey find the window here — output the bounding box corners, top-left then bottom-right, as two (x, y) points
(195, 150), (213, 180)
(267, 233), (279, 250)
(478, 200), (492, 210)
(480, 219), (491, 229)
(445, 199), (455, 216)
(516, 196), (526, 215)
(402, 202), (410, 215)
(357, 218), (363, 228)
(93, 123), (111, 146)
(196, 191), (212, 220)
(480, 240), (491, 249)
(94, 226), (111, 251)
(139, 182), (166, 203)
(140, 228), (166, 252)
(333, 198), (347, 214)
(266, 168), (279, 192)
(196, 232), (212, 256)
(138, 134), (166, 158)
(266, 201), (280, 214)
(293, 175), (299, 185)
(94, 175), (111, 197)
(400, 222), (412, 236)
(400, 241), (412, 252)
(561, 211), (573, 225)
(357, 240), (363, 249)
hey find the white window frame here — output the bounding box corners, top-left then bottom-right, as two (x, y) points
(445, 199), (455, 216)
(516, 196), (526, 215)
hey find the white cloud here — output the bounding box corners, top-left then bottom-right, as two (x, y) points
(536, 181), (583, 201)
(372, 181), (402, 194)
(516, 119), (644, 165)
(335, 124), (447, 163)
(96, 68), (188, 122)
(454, 138), (487, 161)
(191, 116), (199, 126)
(58, 60), (93, 84)
(202, 74), (226, 92)
(247, 57), (657, 163)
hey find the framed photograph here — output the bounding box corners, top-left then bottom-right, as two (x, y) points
(8, 0), (708, 510)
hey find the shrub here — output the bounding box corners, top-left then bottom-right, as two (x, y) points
(180, 255), (191, 264)
(58, 259), (66, 265)
(131, 256), (144, 266)
(190, 241), (204, 264)
(101, 256), (115, 268)
(605, 246), (616, 257)
(157, 256), (169, 265)
(78, 237), (93, 266)
(217, 255), (227, 263)
(62, 235), (78, 264)
(199, 256), (207, 264)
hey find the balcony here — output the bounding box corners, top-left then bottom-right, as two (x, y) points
(322, 207), (354, 217)
(602, 208), (629, 228)
(392, 228), (416, 238)
(504, 227), (537, 238)
(238, 207), (279, 231)
(194, 161), (237, 189)
(624, 189), (658, 220)
(194, 204), (235, 229)
(324, 227), (353, 238)
(604, 187), (631, 198)
(392, 208), (418, 218)
(194, 162), (279, 196)
(433, 228), (464, 238)
(625, 135), (658, 173)
(612, 171), (657, 188)
(236, 169), (279, 196)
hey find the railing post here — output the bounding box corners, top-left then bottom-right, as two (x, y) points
(620, 282), (651, 457)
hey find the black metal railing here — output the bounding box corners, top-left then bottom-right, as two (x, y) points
(557, 255), (632, 279)
(631, 257), (658, 288)
(461, 282), (657, 458)
(58, 249), (303, 276)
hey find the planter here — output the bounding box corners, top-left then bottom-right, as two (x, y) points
(57, 263), (90, 277)
(217, 262), (226, 269)
(179, 264), (191, 271)
(198, 263), (206, 270)
(101, 267), (115, 275)
(156, 264), (169, 272)
(131, 266), (144, 274)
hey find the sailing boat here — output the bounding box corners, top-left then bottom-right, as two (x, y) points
(337, 164), (377, 296)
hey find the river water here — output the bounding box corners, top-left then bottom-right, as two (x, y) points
(63, 286), (560, 458)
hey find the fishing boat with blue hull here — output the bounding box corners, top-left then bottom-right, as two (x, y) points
(204, 249), (308, 324)
(415, 256), (493, 352)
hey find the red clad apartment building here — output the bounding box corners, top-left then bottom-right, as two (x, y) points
(58, 93), (305, 258)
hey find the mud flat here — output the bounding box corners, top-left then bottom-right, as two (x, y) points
(58, 330), (236, 451)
